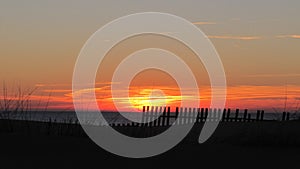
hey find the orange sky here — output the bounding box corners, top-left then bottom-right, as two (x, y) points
(1, 1), (300, 113)
(1, 82), (300, 113)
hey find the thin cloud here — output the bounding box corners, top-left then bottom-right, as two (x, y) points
(157, 32), (180, 35)
(192, 21), (217, 25)
(35, 83), (70, 87)
(208, 35), (262, 40)
(43, 89), (72, 93)
(276, 35), (300, 39)
(246, 73), (300, 78)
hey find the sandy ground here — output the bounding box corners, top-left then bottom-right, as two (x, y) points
(0, 121), (300, 169)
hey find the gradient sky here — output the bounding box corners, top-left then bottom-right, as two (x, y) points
(1, 0), (300, 112)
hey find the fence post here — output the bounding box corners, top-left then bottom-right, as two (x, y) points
(193, 108), (197, 123)
(183, 107), (187, 124)
(153, 106), (158, 127)
(143, 106), (146, 113)
(192, 108), (196, 123)
(247, 114), (251, 122)
(142, 106), (150, 127)
(141, 107), (145, 127)
(235, 109), (239, 122)
(145, 107), (149, 127)
(196, 108), (201, 123)
(217, 109), (222, 121)
(222, 109), (226, 122)
(149, 106), (154, 127)
(256, 110), (260, 121)
(200, 108), (204, 122)
(166, 107), (171, 126)
(188, 108), (192, 124)
(260, 110), (264, 121)
(282, 112), (286, 121)
(162, 107), (166, 126)
(205, 108), (209, 122)
(286, 112), (290, 121)
(243, 109), (248, 122)
(180, 107), (184, 125)
(175, 107), (179, 125)
(227, 108), (231, 122)
(208, 109), (213, 122)
(157, 107), (162, 126)
(213, 108), (217, 122)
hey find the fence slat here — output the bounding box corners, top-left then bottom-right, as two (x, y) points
(243, 109), (248, 122)
(222, 109), (226, 122)
(217, 109), (222, 121)
(166, 107), (171, 126)
(200, 108), (204, 122)
(235, 109), (239, 122)
(282, 112), (286, 121)
(196, 108), (201, 123)
(213, 108), (217, 122)
(183, 108), (187, 124)
(156, 108), (160, 126)
(205, 108), (209, 122)
(188, 108), (192, 123)
(227, 109), (231, 122)
(192, 108), (197, 123)
(256, 110), (261, 121)
(260, 110), (264, 121)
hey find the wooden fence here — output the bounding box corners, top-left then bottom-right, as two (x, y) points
(131, 106), (291, 127)
(0, 107), (293, 137)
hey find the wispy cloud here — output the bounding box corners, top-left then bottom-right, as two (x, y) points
(43, 89), (72, 93)
(158, 32), (180, 35)
(35, 83), (70, 87)
(208, 35), (262, 40)
(276, 35), (300, 39)
(192, 21), (216, 25)
(246, 73), (300, 78)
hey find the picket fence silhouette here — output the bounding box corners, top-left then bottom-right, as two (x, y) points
(108, 106), (291, 127)
(142, 106), (262, 127)
(0, 106), (293, 137)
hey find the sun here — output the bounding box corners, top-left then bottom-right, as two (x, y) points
(129, 89), (167, 111)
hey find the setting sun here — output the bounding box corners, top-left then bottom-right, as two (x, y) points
(129, 89), (168, 110)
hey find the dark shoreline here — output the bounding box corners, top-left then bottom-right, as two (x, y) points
(0, 119), (300, 169)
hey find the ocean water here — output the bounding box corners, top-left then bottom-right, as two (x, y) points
(0, 111), (143, 125)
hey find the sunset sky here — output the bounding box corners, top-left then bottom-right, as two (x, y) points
(1, 0), (300, 112)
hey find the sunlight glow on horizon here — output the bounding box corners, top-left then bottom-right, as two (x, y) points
(1, 83), (300, 113)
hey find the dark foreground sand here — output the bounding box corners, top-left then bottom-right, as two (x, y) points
(0, 121), (300, 169)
